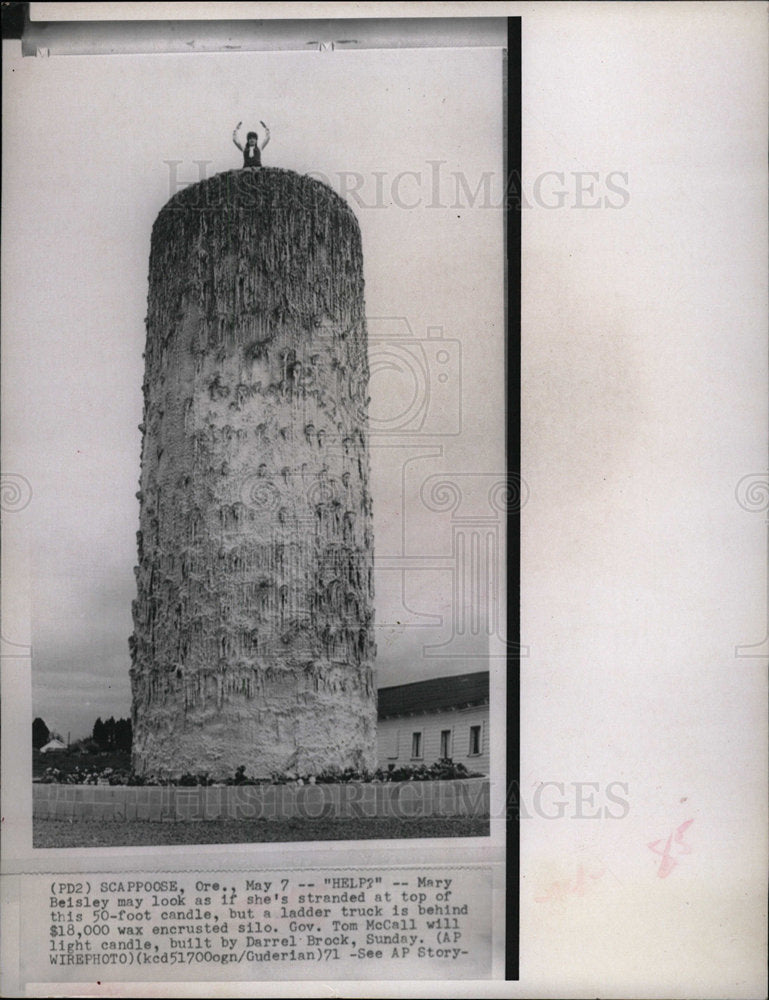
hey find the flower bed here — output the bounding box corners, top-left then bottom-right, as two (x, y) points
(36, 758), (483, 787)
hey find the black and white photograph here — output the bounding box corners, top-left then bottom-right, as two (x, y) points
(11, 17), (508, 851)
(2, 2), (767, 997)
(3, 5), (511, 989)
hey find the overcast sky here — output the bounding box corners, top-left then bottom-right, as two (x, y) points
(3, 39), (505, 740)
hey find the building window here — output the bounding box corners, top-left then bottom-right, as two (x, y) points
(469, 724), (482, 756)
(411, 731), (423, 759)
(440, 729), (452, 759)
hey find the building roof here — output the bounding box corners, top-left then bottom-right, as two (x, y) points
(377, 671), (489, 719)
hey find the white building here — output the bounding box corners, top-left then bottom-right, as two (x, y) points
(376, 672), (489, 775)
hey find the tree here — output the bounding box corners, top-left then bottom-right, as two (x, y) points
(32, 717), (49, 750)
(92, 717), (106, 748)
(115, 717), (132, 752)
(91, 715), (132, 751)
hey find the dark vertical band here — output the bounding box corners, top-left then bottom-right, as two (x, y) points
(505, 14), (522, 984)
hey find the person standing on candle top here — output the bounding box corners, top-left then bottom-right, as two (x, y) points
(232, 121), (270, 168)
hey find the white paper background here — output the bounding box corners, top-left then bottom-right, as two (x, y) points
(520, 5), (767, 996)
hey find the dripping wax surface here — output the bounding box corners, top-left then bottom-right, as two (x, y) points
(131, 169), (377, 779)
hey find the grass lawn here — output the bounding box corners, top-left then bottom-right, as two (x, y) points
(34, 815), (489, 848)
